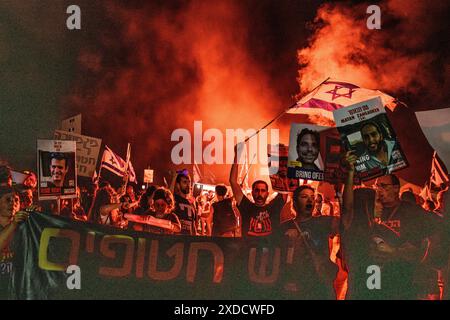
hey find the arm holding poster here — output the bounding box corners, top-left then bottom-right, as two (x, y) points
(341, 151), (357, 231)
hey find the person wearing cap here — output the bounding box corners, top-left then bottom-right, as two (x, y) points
(0, 186), (29, 299)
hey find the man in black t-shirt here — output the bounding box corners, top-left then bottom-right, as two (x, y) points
(173, 173), (198, 236)
(229, 143), (286, 238)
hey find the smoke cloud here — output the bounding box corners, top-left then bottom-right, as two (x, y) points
(66, 0), (288, 183)
(296, 0), (450, 185)
(297, 0), (450, 110)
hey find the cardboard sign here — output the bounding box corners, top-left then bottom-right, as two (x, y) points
(37, 139), (77, 200)
(54, 130), (102, 178)
(61, 114), (82, 134)
(144, 169), (154, 183)
(333, 97), (408, 181)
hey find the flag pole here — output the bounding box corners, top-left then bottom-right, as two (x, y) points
(244, 77), (331, 143)
(241, 153), (256, 188)
(97, 146), (106, 183)
(428, 151), (437, 199)
(124, 143), (131, 186)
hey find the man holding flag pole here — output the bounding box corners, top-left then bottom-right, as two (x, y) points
(98, 144), (137, 185)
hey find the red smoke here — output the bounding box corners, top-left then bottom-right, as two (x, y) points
(65, 0), (448, 185)
(67, 1), (283, 183)
(296, 0), (450, 185)
(297, 0), (450, 110)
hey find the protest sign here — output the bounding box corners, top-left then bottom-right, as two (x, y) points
(333, 97), (408, 181)
(61, 114), (82, 134)
(287, 124), (329, 181)
(37, 139), (77, 200)
(54, 130), (102, 178)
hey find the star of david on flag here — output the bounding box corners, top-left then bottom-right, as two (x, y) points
(100, 145), (137, 183)
(288, 79), (398, 120)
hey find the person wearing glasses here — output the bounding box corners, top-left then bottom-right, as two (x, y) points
(125, 188), (181, 234)
(374, 174), (445, 299)
(341, 152), (439, 299)
(342, 152), (443, 299)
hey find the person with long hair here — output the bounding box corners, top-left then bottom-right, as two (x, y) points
(125, 188), (181, 235)
(88, 186), (129, 226)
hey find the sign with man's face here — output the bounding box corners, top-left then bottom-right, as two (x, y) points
(37, 140), (77, 200)
(61, 114), (82, 134)
(287, 124), (330, 181)
(333, 97), (408, 181)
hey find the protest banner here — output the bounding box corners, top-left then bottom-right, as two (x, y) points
(193, 182), (216, 197)
(10, 212), (306, 300)
(54, 130), (102, 178)
(37, 139), (77, 200)
(333, 97), (408, 181)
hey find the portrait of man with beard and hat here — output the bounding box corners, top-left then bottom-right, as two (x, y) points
(359, 121), (401, 173)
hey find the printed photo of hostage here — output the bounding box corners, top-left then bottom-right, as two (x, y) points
(287, 124), (329, 181)
(360, 121), (402, 171)
(37, 140), (77, 200)
(333, 97), (408, 181)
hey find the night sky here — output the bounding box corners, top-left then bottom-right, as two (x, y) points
(1, 0), (448, 186)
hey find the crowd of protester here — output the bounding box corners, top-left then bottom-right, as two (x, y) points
(0, 143), (449, 300)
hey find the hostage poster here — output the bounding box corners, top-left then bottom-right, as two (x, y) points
(37, 139), (77, 200)
(287, 124), (330, 181)
(333, 97), (408, 181)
